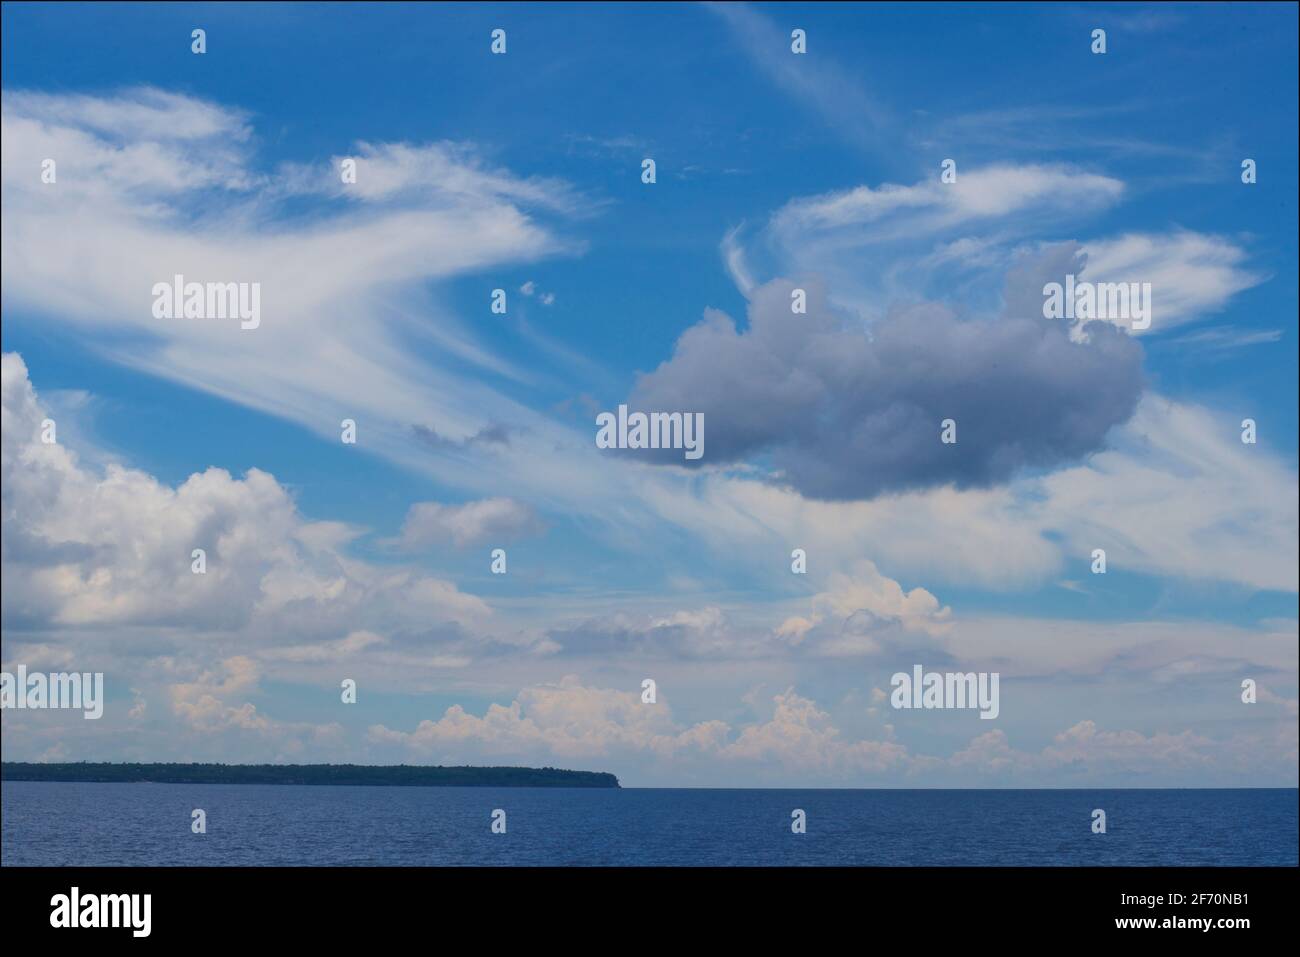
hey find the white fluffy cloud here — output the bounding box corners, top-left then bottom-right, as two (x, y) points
(368, 677), (1293, 784)
(775, 560), (951, 657)
(369, 677), (910, 773)
(397, 497), (545, 549)
(369, 674), (730, 760)
(2, 352), (492, 648)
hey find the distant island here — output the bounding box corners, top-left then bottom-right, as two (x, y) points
(0, 762), (620, 788)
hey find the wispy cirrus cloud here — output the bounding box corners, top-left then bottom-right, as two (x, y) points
(771, 163), (1124, 237)
(0, 86), (629, 518)
(705, 2), (890, 152)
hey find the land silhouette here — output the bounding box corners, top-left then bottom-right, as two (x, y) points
(1, 762), (619, 788)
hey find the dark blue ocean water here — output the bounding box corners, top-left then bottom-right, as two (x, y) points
(2, 782), (1295, 866)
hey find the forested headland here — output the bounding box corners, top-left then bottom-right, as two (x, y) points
(0, 762), (620, 788)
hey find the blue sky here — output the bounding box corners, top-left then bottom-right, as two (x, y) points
(1, 2), (1296, 786)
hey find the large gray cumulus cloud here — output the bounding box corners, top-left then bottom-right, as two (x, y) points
(628, 245), (1144, 500)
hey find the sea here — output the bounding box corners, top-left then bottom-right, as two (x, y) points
(2, 782), (1295, 866)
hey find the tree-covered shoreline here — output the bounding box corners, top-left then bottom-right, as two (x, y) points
(1, 762), (619, 788)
